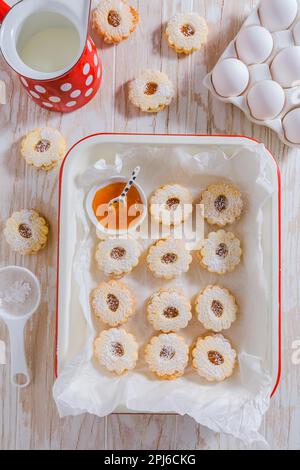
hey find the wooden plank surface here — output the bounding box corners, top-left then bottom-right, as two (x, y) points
(0, 0), (299, 450)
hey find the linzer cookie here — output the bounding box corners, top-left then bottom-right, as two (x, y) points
(94, 328), (138, 375)
(147, 239), (192, 280)
(199, 230), (242, 274)
(195, 285), (238, 332)
(145, 333), (189, 380)
(201, 183), (243, 227)
(147, 289), (192, 333)
(95, 238), (142, 277)
(92, 280), (136, 327)
(192, 334), (237, 382)
(150, 184), (193, 227)
(129, 70), (175, 113)
(20, 128), (66, 171)
(93, 0), (139, 44)
(166, 13), (208, 55)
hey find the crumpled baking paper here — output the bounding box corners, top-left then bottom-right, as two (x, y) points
(53, 143), (276, 446)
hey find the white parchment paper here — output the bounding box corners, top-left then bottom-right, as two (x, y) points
(53, 144), (276, 446)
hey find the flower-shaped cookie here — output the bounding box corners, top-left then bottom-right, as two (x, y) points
(147, 239), (192, 280)
(199, 230), (242, 274)
(4, 209), (49, 255)
(201, 183), (243, 227)
(129, 70), (175, 113)
(145, 333), (189, 380)
(94, 328), (138, 375)
(21, 128), (66, 170)
(166, 13), (208, 54)
(150, 184), (193, 226)
(95, 238), (142, 277)
(93, 0), (139, 44)
(192, 334), (237, 382)
(195, 285), (238, 332)
(92, 280), (136, 327)
(147, 289), (192, 332)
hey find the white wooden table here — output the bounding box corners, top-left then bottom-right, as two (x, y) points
(1, 0), (300, 450)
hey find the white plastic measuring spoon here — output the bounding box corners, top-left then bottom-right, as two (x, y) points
(109, 166), (141, 206)
(0, 266), (41, 388)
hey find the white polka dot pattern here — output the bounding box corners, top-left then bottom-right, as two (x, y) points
(43, 102), (53, 108)
(61, 83), (72, 92)
(49, 96), (61, 103)
(20, 77), (28, 87)
(30, 91), (40, 99)
(66, 101), (77, 107)
(35, 85), (46, 93)
(70, 90), (81, 98)
(86, 75), (93, 86)
(85, 88), (93, 97)
(83, 63), (90, 75)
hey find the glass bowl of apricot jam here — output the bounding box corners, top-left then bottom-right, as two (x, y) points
(86, 176), (148, 235)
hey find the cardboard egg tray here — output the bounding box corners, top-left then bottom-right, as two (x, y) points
(204, 0), (300, 148)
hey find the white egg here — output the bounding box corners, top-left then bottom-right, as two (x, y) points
(293, 21), (300, 45)
(247, 80), (285, 120)
(212, 58), (250, 98)
(236, 26), (273, 65)
(259, 0), (298, 32)
(283, 108), (300, 144)
(271, 47), (300, 88)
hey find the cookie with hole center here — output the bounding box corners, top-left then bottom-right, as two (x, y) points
(166, 12), (208, 55)
(199, 230), (242, 275)
(93, 0), (139, 44)
(21, 128), (66, 171)
(147, 289), (192, 332)
(95, 238), (142, 277)
(201, 183), (243, 227)
(147, 239), (192, 280)
(195, 285), (238, 332)
(129, 70), (175, 113)
(150, 184), (193, 227)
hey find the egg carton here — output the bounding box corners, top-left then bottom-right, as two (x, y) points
(204, 0), (300, 148)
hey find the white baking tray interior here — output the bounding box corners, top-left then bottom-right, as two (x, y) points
(56, 134), (281, 414)
(204, 0), (300, 147)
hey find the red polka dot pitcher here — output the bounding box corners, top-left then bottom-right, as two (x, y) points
(0, 0), (102, 113)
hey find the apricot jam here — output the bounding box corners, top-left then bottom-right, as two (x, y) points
(92, 182), (144, 231)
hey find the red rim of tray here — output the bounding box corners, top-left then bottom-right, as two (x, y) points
(55, 133), (282, 400)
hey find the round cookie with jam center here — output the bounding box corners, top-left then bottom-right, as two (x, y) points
(201, 183), (243, 227)
(92, 280), (136, 327)
(195, 285), (238, 332)
(93, 0), (139, 44)
(166, 12), (208, 54)
(95, 238), (142, 277)
(150, 184), (193, 227)
(147, 239), (192, 280)
(129, 70), (175, 113)
(199, 230), (242, 275)
(20, 128), (66, 171)
(94, 328), (139, 375)
(4, 209), (49, 255)
(192, 334), (237, 382)
(147, 289), (192, 332)
(145, 333), (189, 380)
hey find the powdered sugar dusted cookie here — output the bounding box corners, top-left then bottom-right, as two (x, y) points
(201, 183), (243, 227)
(192, 334), (237, 382)
(4, 209), (49, 255)
(147, 239), (192, 280)
(150, 184), (193, 226)
(147, 289), (192, 332)
(95, 238), (141, 277)
(94, 328), (138, 375)
(195, 285), (238, 332)
(145, 333), (189, 380)
(93, 0), (139, 44)
(199, 230), (242, 274)
(20, 128), (66, 170)
(166, 13), (208, 55)
(129, 70), (175, 113)
(92, 280), (136, 327)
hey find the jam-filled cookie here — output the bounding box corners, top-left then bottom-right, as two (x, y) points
(92, 280), (136, 327)
(93, 0), (139, 44)
(147, 289), (192, 333)
(20, 128), (66, 171)
(147, 239), (192, 280)
(94, 328), (138, 375)
(192, 334), (237, 382)
(201, 183), (243, 227)
(4, 209), (49, 255)
(95, 238), (142, 277)
(145, 333), (189, 380)
(166, 13), (208, 55)
(129, 70), (175, 113)
(199, 230), (242, 275)
(150, 184), (193, 227)
(195, 285), (238, 332)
